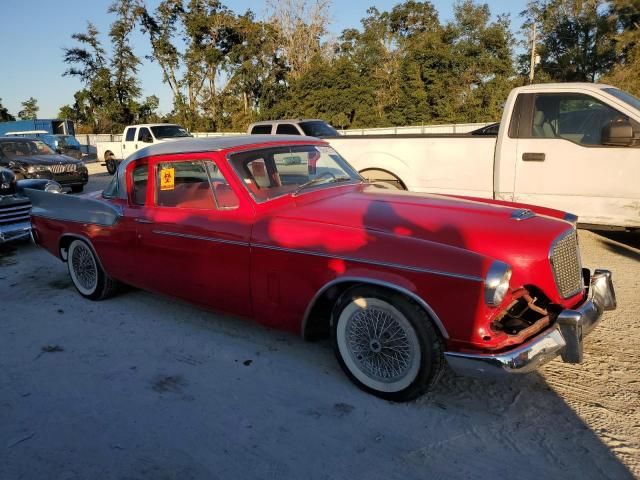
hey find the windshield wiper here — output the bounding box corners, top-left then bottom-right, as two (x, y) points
(292, 176), (352, 196)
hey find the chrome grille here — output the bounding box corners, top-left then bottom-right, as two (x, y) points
(49, 163), (76, 174)
(550, 230), (583, 298)
(0, 200), (31, 224)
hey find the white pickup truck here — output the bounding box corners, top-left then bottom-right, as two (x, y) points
(97, 123), (191, 174)
(249, 83), (640, 229)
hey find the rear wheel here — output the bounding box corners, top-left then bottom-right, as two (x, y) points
(67, 239), (118, 300)
(105, 153), (117, 175)
(359, 169), (405, 190)
(332, 286), (444, 402)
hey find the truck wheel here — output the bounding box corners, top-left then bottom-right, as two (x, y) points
(360, 169), (406, 190)
(67, 239), (118, 300)
(332, 285), (445, 402)
(105, 153), (117, 175)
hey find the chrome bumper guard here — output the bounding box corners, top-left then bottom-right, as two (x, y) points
(0, 220), (31, 244)
(445, 269), (616, 376)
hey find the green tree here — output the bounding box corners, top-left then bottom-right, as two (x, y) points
(18, 97), (39, 120)
(602, 0), (640, 95)
(0, 98), (15, 121)
(63, 0), (144, 132)
(520, 0), (616, 82)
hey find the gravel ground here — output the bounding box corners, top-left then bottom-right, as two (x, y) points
(1, 168), (638, 479)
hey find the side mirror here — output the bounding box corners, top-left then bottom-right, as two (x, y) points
(142, 135), (153, 144)
(602, 118), (635, 146)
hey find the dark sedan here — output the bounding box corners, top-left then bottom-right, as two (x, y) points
(0, 137), (88, 193)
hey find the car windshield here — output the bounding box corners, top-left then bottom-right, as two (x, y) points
(228, 144), (361, 203)
(0, 139), (56, 157)
(299, 121), (340, 137)
(150, 125), (192, 139)
(603, 88), (640, 112)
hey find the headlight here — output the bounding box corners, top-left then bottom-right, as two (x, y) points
(44, 181), (63, 193)
(484, 261), (512, 306)
(26, 165), (51, 173)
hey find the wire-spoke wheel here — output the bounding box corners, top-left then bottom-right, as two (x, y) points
(67, 239), (118, 300)
(333, 286), (445, 402)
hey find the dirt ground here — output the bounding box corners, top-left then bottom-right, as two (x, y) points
(1, 167), (639, 479)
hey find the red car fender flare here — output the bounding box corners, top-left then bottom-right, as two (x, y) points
(301, 276), (449, 340)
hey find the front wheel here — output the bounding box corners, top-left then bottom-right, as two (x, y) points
(105, 154), (117, 175)
(333, 286), (445, 402)
(71, 185), (84, 193)
(67, 239), (118, 300)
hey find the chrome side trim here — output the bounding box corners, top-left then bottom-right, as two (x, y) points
(152, 230), (249, 247)
(301, 276), (449, 340)
(150, 231), (482, 283)
(251, 243), (484, 282)
(510, 208), (535, 221)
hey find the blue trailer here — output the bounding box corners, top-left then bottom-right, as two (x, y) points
(0, 119), (75, 136)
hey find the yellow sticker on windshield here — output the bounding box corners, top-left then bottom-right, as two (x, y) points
(160, 167), (175, 190)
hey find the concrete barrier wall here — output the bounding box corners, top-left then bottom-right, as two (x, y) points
(76, 122), (491, 154)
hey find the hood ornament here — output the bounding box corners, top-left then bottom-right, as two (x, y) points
(511, 208), (535, 221)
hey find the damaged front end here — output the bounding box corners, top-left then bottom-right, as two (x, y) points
(444, 269), (616, 376)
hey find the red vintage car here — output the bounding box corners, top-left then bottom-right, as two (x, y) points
(27, 136), (616, 401)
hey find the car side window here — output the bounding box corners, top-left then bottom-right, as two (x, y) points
(156, 160), (217, 209)
(275, 124), (300, 135)
(204, 161), (239, 209)
(131, 164), (148, 205)
(125, 128), (135, 142)
(532, 93), (637, 146)
(250, 125), (272, 134)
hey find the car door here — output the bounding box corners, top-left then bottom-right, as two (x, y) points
(512, 91), (640, 227)
(130, 153), (253, 317)
(121, 127), (137, 158)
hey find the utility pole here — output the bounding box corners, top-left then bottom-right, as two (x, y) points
(529, 23), (537, 84)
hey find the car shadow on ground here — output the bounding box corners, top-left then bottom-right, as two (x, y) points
(2, 243), (635, 480)
(591, 230), (640, 263)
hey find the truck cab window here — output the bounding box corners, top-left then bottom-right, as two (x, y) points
(125, 128), (136, 142)
(138, 128), (152, 143)
(532, 93), (636, 146)
(250, 125), (272, 134)
(275, 124), (300, 135)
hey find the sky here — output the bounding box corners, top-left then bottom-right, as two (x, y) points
(0, 0), (528, 118)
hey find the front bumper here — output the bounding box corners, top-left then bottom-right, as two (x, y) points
(0, 220), (31, 243)
(445, 269), (616, 376)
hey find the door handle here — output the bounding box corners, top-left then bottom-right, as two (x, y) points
(522, 152), (546, 162)
(134, 218), (153, 224)
(135, 144), (138, 149)
(123, 144), (126, 149)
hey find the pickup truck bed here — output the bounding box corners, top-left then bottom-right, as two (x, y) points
(327, 134), (497, 198)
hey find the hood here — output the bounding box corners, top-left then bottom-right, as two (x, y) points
(280, 185), (573, 273)
(9, 154), (82, 166)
